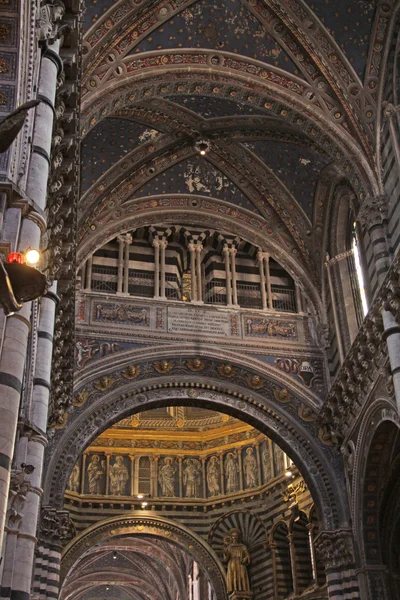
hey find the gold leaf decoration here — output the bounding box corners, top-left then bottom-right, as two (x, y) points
(298, 403), (317, 422)
(73, 389), (88, 407)
(154, 360), (173, 374)
(122, 364), (141, 379)
(187, 358), (205, 371)
(273, 387), (290, 403)
(94, 376), (115, 391)
(247, 374), (264, 389)
(217, 364), (236, 377)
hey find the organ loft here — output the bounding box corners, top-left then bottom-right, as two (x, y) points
(0, 1), (400, 599)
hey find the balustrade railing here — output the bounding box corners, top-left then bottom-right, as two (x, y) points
(205, 280), (227, 305)
(89, 270), (298, 314)
(128, 270), (154, 298)
(91, 266), (118, 293)
(237, 282), (263, 309)
(165, 274), (181, 300)
(272, 287), (296, 313)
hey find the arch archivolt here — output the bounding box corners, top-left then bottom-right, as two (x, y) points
(80, 57), (377, 197)
(60, 514), (228, 600)
(81, 0), (372, 140)
(43, 345), (346, 532)
(352, 396), (400, 564)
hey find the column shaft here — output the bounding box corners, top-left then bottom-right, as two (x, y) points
(223, 247), (232, 306)
(196, 245), (203, 302)
(230, 248), (238, 306)
(264, 253), (273, 309)
(160, 240), (167, 299)
(123, 234), (132, 294)
(85, 255), (93, 291)
(189, 244), (197, 302)
(257, 250), (267, 310)
(153, 240), (160, 298)
(117, 236), (124, 294)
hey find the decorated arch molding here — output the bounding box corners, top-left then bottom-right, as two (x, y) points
(81, 0), (377, 147)
(352, 397), (400, 565)
(43, 346), (347, 531)
(61, 514), (228, 599)
(76, 201), (325, 316)
(80, 56), (378, 193)
(79, 134), (313, 261)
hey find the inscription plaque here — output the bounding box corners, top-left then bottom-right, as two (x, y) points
(168, 306), (231, 337)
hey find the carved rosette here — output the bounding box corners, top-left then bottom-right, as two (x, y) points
(314, 529), (355, 570)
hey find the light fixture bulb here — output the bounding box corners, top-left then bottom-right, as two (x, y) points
(285, 469), (293, 478)
(112, 551), (117, 560)
(200, 150), (206, 155)
(137, 494), (144, 499)
(141, 501), (148, 507)
(25, 248), (40, 265)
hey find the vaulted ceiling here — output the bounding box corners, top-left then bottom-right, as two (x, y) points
(78, 0), (387, 291)
(60, 536), (194, 600)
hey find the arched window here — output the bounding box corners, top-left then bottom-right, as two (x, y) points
(349, 220), (368, 320)
(272, 522), (293, 599)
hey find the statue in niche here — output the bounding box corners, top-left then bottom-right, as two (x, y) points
(87, 455), (106, 494)
(207, 456), (220, 497)
(274, 445), (285, 475)
(159, 457), (176, 497)
(109, 455), (129, 496)
(223, 529), (251, 594)
(67, 463), (80, 493)
(261, 443), (272, 482)
(243, 447), (257, 488)
(225, 453), (239, 493)
(183, 458), (201, 498)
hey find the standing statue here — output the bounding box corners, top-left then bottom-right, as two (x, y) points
(87, 455), (106, 494)
(274, 446), (285, 475)
(243, 448), (257, 488)
(183, 458), (201, 497)
(225, 453), (239, 493)
(67, 463), (80, 493)
(159, 457), (176, 497)
(261, 442), (272, 482)
(207, 456), (220, 497)
(109, 455), (129, 496)
(223, 529), (251, 594)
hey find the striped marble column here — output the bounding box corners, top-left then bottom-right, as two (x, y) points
(32, 507), (71, 600)
(0, 35), (62, 564)
(7, 288), (57, 600)
(314, 529), (361, 600)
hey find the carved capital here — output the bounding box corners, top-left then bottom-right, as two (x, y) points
(314, 529), (355, 569)
(39, 505), (74, 546)
(357, 196), (387, 230)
